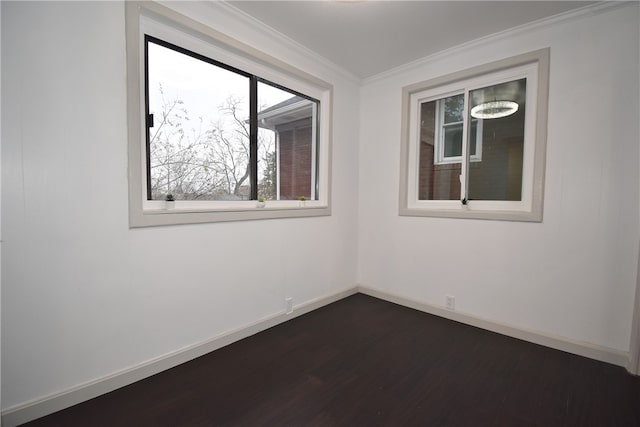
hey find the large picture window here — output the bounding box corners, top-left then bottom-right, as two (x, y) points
(126, 2), (332, 227)
(145, 37), (318, 203)
(400, 49), (549, 221)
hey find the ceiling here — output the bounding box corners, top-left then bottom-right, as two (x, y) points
(227, 1), (596, 79)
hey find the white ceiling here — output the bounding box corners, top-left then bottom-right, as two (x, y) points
(226, 1), (596, 79)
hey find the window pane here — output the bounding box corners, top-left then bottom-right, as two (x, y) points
(418, 100), (460, 200)
(468, 79), (526, 201)
(443, 94), (464, 123)
(443, 123), (463, 157)
(443, 120), (478, 159)
(257, 82), (317, 201)
(147, 41), (251, 201)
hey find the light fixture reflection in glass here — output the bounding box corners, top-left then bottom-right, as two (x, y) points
(470, 101), (518, 119)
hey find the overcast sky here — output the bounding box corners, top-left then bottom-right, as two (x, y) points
(148, 41), (293, 132)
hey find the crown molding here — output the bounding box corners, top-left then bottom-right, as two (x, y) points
(207, 1), (361, 85)
(160, 1), (632, 88)
(363, 1), (633, 86)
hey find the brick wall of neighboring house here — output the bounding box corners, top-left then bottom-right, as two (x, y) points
(418, 101), (436, 200)
(419, 101), (462, 200)
(277, 117), (312, 200)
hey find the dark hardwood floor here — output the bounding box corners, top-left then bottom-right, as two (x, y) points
(23, 293), (640, 426)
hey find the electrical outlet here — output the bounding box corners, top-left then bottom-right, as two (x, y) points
(285, 297), (293, 314)
(445, 295), (455, 310)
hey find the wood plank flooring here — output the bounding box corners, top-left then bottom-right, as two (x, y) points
(23, 293), (640, 426)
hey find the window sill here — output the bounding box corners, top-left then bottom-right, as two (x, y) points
(399, 206), (542, 222)
(130, 204), (331, 227)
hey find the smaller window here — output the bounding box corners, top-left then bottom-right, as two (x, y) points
(400, 49), (549, 222)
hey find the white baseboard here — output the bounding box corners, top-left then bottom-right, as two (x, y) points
(358, 285), (631, 370)
(4, 284), (632, 426)
(1, 286), (358, 427)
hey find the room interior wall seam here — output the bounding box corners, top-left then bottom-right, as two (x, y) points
(357, 286), (631, 371)
(0, 286), (359, 427)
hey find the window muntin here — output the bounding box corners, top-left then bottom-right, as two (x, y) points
(401, 49), (548, 221)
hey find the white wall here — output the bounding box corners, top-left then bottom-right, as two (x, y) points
(358, 3), (640, 353)
(1, 1), (359, 411)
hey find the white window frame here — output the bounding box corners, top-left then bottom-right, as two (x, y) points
(399, 49), (549, 222)
(434, 95), (483, 165)
(125, 2), (333, 227)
